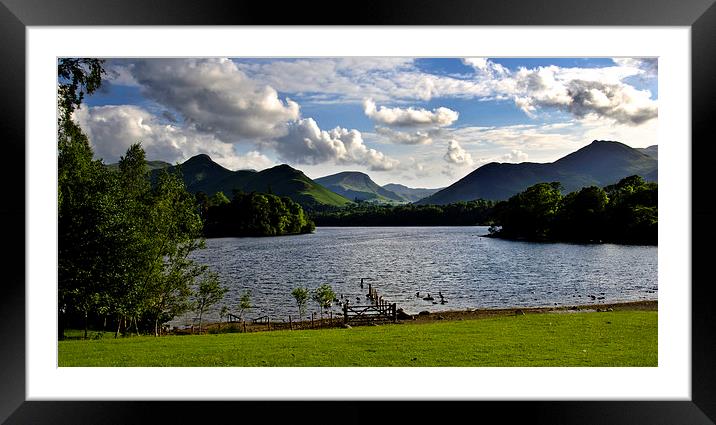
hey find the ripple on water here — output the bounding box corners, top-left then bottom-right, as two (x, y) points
(179, 226), (657, 323)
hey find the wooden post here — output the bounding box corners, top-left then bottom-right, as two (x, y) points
(368, 283), (372, 298)
(267, 317), (271, 331)
(243, 321), (247, 333)
(311, 312), (314, 328)
(289, 315), (293, 331)
(392, 303), (397, 323)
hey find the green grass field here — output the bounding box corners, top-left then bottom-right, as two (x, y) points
(58, 311), (657, 367)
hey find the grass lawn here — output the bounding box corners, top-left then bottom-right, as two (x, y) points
(58, 310), (657, 367)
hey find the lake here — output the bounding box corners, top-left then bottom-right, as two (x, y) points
(178, 226), (657, 325)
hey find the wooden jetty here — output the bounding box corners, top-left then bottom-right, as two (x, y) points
(343, 282), (398, 325)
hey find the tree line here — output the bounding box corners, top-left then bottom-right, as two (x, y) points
(310, 199), (495, 226)
(489, 175), (657, 245)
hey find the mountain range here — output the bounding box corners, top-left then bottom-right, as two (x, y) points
(149, 155), (351, 208)
(416, 140), (657, 205)
(112, 139), (657, 209)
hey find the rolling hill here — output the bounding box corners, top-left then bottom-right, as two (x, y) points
(382, 183), (443, 202)
(315, 172), (405, 203)
(416, 140), (658, 205)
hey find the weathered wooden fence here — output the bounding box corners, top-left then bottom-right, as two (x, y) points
(343, 302), (397, 325)
(343, 283), (398, 324)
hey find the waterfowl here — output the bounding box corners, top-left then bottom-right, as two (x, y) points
(423, 294), (434, 301)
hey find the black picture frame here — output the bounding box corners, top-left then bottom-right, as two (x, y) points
(2, 0), (714, 423)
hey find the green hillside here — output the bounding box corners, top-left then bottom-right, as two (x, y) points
(240, 164), (352, 208)
(315, 171), (404, 203)
(148, 155), (351, 209)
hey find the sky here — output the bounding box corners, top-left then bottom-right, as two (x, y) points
(73, 57), (658, 188)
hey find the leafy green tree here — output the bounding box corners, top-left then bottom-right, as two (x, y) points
(193, 271), (228, 334)
(604, 175), (657, 244)
(57, 58), (106, 120)
(291, 287), (309, 320)
(203, 192), (315, 237)
(210, 191), (230, 207)
(57, 58), (108, 340)
(312, 283), (336, 320)
(492, 182), (563, 240)
(555, 186), (608, 242)
(141, 168), (206, 335)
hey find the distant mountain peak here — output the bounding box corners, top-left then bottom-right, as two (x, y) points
(185, 153), (213, 163)
(315, 171), (404, 203)
(383, 183), (443, 203)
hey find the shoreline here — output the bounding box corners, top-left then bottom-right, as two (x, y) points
(406, 299), (656, 323)
(183, 299), (657, 334)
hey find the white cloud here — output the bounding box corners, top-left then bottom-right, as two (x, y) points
(612, 57), (658, 77)
(105, 62), (140, 87)
(363, 99), (459, 127)
(462, 57), (509, 77)
(214, 151), (275, 171)
(500, 149), (529, 163)
(228, 57), (657, 125)
(506, 65), (658, 125)
(236, 58), (492, 103)
(72, 104), (273, 170)
(267, 118), (399, 171)
(443, 139), (474, 167)
(374, 126), (439, 145)
(450, 115), (657, 164)
(127, 58), (300, 141)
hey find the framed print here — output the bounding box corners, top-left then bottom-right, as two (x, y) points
(2, 0), (715, 423)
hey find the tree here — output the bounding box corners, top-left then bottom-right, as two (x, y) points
(555, 186), (608, 242)
(604, 175), (657, 244)
(56, 58), (217, 339)
(238, 290), (252, 322)
(57, 58), (107, 340)
(203, 191), (315, 238)
(312, 283), (336, 321)
(210, 191), (230, 207)
(57, 58), (106, 120)
(291, 287), (309, 321)
(141, 168), (206, 336)
(492, 182), (563, 240)
(193, 271), (228, 334)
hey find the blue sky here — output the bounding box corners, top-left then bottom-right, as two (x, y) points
(75, 57), (658, 187)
